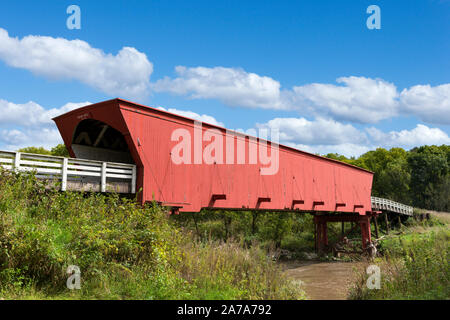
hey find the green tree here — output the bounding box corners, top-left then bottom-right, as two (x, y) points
(408, 145), (449, 210)
(17, 146), (51, 155)
(17, 144), (69, 157)
(50, 144), (70, 157)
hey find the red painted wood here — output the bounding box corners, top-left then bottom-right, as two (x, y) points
(53, 98), (374, 215)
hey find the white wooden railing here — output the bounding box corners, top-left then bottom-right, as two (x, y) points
(371, 196), (413, 216)
(0, 150), (136, 194)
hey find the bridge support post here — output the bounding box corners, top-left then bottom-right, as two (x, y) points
(373, 215), (379, 239)
(313, 215), (328, 253)
(360, 216), (371, 249)
(314, 214), (372, 252)
(14, 152), (21, 170)
(61, 158), (68, 191)
(384, 212), (390, 234)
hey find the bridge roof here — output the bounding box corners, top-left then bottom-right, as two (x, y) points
(53, 98), (373, 175)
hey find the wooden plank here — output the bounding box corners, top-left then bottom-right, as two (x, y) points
(131, 165), (136, 194)
(67, 170), (101, 177)
(105, 173), (132, 179)
(0, 152), (15, 158)
(19, 160), (63, 168)
(67, 164), (101, 171)
(0, 158), (13, 164)
(65, 180), (132, 193)
(18, 167), (61, 174)
(14, 152), (21, 169)
(21, 155), (61, 162)
(105, 168), (133, 174)
(107, 163), (135, 168)
(101, 162), (107, 192)
(62, 158), (68, 191)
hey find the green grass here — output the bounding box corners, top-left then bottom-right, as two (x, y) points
(0, 169), (305, 300)
(349, 219), (449, 300)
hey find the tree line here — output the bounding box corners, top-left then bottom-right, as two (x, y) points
(325, 145), (450, 212)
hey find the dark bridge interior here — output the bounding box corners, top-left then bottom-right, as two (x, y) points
(71, 119), (134, 164)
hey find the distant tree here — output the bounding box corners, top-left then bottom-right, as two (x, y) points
(17, 144), (70, 157)
(377, 156), (411, 204)
(324, 153), (358, 166)
(326, 148), (412, 204)
(17, 146), (52, 155)
(51, 144), (70, 157)
(408, 145), (449, 210)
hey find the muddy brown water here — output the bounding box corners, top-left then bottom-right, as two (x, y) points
(282, 261), (366, 300)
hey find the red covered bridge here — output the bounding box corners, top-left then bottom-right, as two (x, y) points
(52, 98), (377, 250)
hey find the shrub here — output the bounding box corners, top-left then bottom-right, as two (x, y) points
(349, 229), (449, 300)
(0, 169), (305, 300)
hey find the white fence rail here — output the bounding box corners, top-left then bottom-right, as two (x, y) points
(0, 150), (136, 194)
(371, 196), (413, 216)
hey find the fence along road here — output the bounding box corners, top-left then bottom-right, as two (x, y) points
(0, 150), (136, 194)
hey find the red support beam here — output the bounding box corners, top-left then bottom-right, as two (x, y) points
(314, 213), (373, 251)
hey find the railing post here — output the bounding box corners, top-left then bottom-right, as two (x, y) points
(14, 152), (21, 171)
(101, 162), (107, 193)
(131, 165), (136, 194)
(61, 158), (68, 191)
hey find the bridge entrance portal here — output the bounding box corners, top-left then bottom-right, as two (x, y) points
(71, 119), (134, 164)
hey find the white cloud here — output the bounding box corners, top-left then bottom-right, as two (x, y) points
(157, 106), (225, 127)
(152, 66), (287, 109)
(291, 76), (399, 123)
(367, 124), (450, 149)
(0, 128), (63, 151)
(400, 84), (450, 124)
(253, 117), (449, 158)
(0, 100), (91, 150)
(0, 99), (90, 126)
(285, 142), (371, 158)
(256, 117), (367, 146)
(0, 28), (153, 99)
(152, 69), (402, 123)
(254, 117), (370, 157)
(153, 66), (450, 126)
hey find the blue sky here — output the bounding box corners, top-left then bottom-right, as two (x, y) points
(0, 0), (448, 156)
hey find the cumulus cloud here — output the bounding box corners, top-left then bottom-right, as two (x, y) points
(400, 84), (450, 124)
(253, 116), (449, 158)
(152, 68), (402, 123)
(252, 117), (369, 157)
(256, 117), (368, 146)
(291, 76), (399, 123)
(367, 124), (450, 149)
(153, 66), (449, 125)
(0, 28), (153, 99)
(157, 106), (225, 127)
(0, 128), (63, 151)
(285, 142), (372, 158)
(0, 99), (90, 126)
(0, 100), (90, 150)
(152, 66), (287, 109)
